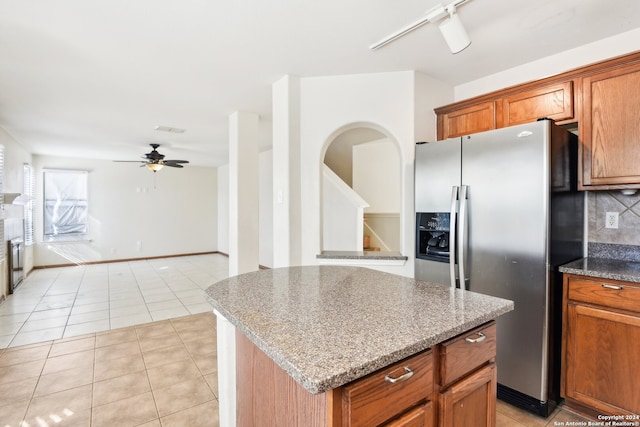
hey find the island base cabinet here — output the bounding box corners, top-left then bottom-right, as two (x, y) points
(235, 322), (499, 426)
(438, 363), (497, 427)
(236, 331), (330, 426)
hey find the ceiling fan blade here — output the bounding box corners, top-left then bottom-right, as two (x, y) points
(112, 144), (189, 171)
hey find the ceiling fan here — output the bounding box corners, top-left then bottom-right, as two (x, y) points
(115, 144), (189, 172)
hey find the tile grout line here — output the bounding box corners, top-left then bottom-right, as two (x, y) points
(1, 254), (225, 348)
(8, 269), (61, 348)
(136, 320), (162, 424)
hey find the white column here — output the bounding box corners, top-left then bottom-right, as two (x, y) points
(218, 110), (259, 427)
(272, 75), (302, 268)
(215, 311), (237, 427)
(228, 110), (259, 276)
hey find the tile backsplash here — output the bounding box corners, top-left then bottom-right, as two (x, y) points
(588, 190), (640, 260)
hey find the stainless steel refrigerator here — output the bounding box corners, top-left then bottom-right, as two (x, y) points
(414, 119), (584, 416)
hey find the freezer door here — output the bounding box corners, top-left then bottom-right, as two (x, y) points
(414, 139), (461, 284)
(414, 139), (461, 213)
(461, 121), (551, 402)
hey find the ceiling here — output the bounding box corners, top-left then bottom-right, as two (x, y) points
(1, 0), (639, 167)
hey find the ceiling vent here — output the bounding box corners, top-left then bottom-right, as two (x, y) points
(154, 125), (186, 134)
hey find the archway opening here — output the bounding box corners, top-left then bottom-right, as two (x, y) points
(321, 126), (401, 253)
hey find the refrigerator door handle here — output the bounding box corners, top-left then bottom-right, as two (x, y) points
(449, 186), (459, 289)
(458, 185), (469, 290)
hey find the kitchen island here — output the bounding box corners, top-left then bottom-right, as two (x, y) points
(206, 266), (513, 426)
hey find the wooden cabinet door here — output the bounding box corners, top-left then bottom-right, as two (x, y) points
(437, 102), (495, 139)
(564, 303), (640, 416)
(385, 401), (434, 427)
(499, 81), (574, 127)
(438, 363), (496, 427)
(581, 63), (640, 188)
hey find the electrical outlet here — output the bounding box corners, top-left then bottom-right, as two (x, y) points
(605, 212), (619, 229)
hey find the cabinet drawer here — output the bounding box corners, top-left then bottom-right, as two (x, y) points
(567, 277), (640, 312)
(439, 322), (496, 387)
(342, 350), (433, 427)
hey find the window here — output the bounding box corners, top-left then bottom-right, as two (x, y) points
(23, 164), (34, 245)
(43, 170), (89, 242)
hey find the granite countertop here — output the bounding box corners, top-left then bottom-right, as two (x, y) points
(205, 265), (513, 394)
(316, 250), (408, 260)
(560, 257), (640, 283)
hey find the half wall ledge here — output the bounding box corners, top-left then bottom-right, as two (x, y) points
(316, 251), (408, 266)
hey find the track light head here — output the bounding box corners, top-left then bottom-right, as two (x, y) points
(438, 7), (471, 54)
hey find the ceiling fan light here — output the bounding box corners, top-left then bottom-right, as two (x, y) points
(146, 163), (164, 172)
(439, 12), (471, 54)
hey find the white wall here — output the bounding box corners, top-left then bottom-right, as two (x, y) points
(258, 150), (273, 268)
(353, 138), (400, 213)
(217, 150), (274, 269)
(298, 71), (453, 277)
(456, 28), (640, 101)
(32, 155), (217, 266)
(0, 127), (33, 297)
(217, 164), (229, 255)
(322, 165), (367, 251)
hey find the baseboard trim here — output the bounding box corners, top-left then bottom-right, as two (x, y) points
(212, 252), (270, 270)
(33, 251), (221, 270)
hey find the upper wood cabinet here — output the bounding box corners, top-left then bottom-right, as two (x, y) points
(436, 102), (495, 140)
(580, 63), (640, 189)
(435, 81), (575, 140)
(498, 81), (574, 128)
(435, 50), (640, 190)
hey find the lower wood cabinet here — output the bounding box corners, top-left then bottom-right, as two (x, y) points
(562, 274), (640, 418)
(439, 364), (496, 427)
(437, 322), (497, 427)
(386, 401), (434, 427)
(340, 349), (434, 426)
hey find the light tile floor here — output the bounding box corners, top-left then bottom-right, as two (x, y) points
(0, 312), (219, 426)
(0, 253), (230, 349)
(0, 253), (595, 426)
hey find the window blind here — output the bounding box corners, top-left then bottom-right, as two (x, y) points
(23, 164), (34, 245)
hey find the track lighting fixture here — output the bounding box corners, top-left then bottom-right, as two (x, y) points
(369, 0), (472, 54)
(438, 6), (471, 53)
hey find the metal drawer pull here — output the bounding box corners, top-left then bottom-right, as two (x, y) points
(384, 367), (414, 383)
(465, 332), (486, 343)
(601, 283), (623, 290)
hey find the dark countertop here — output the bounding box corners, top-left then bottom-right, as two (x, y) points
(559, 257), (640, 283)
(205, 265), (513, 394)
